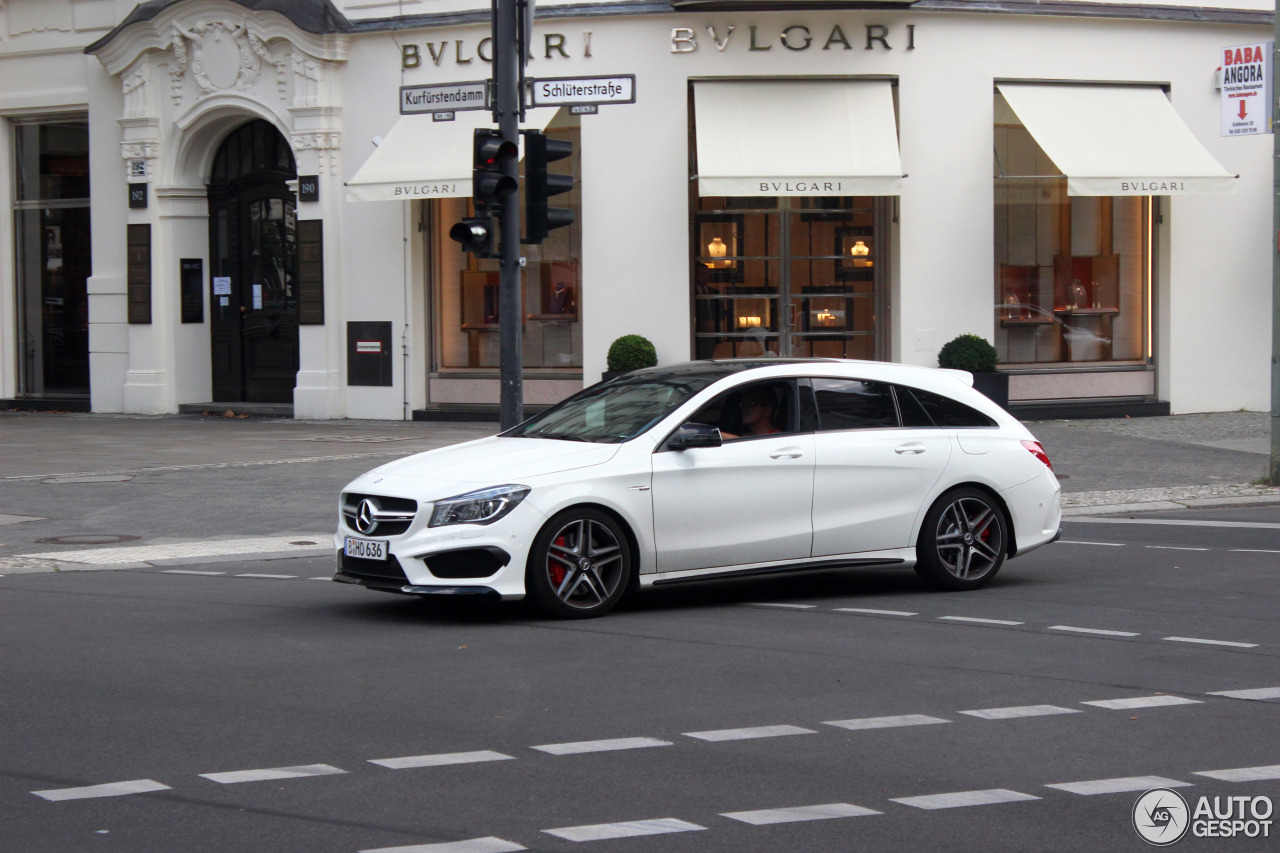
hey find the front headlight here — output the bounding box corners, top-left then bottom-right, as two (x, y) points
(428, 485), (530, 528)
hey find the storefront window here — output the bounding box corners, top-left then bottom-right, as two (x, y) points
(692, 196), (883, 360)
(994, 99), (1150, 366)
(433, 123), (582, 372)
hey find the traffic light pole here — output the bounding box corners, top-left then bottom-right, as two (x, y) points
(494, 0), (523, 429)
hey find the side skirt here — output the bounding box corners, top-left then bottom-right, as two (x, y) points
(642, 555), (910, 588)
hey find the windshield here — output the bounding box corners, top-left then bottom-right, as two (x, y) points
(505, 375), (718, 443)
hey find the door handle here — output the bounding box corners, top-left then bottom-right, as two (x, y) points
(895, 442), (927, 455)
(770, 447), (804, 460)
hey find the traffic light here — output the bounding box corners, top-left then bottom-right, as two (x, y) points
(451, 129), (518, 257)
(522, 130), (574, 244)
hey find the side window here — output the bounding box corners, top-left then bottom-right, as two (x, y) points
(894, 385), (935, 428)
(903, 386), (998, 428)
(811, 378), (899, 431)
(685, 380), (795, 440)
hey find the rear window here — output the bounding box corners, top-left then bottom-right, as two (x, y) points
(901, 386), (997, 428)
(811, 378), (899, 430)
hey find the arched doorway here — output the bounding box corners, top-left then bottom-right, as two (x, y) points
(207, 119), (298, 403)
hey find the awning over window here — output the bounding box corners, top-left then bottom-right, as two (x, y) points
(996, 84), (1236, 196)
(346, 109), (557, 203)
(693, 80), (904, 197)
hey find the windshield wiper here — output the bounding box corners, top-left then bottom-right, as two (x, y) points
(526, 432), (590, 442)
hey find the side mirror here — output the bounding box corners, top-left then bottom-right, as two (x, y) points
(668, 423), (722, 451)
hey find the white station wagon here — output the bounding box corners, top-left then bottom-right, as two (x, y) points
(335, 359), (1061, 618)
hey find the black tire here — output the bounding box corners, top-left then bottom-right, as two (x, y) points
(526, 508), (632, 618)
(914, 487), (1008, 591)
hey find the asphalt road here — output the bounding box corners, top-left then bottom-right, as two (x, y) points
(2, 507), (1277, 852)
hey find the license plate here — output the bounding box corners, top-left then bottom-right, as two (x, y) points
(344, 536), (388, 561)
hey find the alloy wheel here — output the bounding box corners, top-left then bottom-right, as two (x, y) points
(934, 496), (1005, 581)
(544, 517), (626, 611)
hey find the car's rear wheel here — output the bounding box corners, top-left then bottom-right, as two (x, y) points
(914, 487), (1007, 591)
(526, 508), (632, 618)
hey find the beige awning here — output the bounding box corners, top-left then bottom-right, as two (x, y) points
(997, 83), (1236, 196)
(693, 80), (904, 197)
(346, 108), (558, 203)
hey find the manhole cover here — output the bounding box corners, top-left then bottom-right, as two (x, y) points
(34, 534), (141, 546)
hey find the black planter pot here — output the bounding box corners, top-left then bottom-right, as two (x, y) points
(601, 370), (628, 382)
(971, 371), (1010, 411)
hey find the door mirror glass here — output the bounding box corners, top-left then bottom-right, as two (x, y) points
(668, 423), (723, 451)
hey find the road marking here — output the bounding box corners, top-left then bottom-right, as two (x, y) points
(15, 535), (332, 565)
(199, 764), (346, 784)
(835, 607), (918, 617)
(1046, 776), (1191, 795)
(959, 705), (1082, 720)
(1193, 765), (1280, 783)
(1207, 687), (1280, 701)
(891, 789), (1039, 810)
(370, 751), (514, 770)
(938, 616), (1024, 626)
(1145, 545), (1210, 552)
(543, 818), (705, 842)
(1231, 549), (1280, 554)
(1067, 518), (1280, 530)
(683, 725), (815, 742)
(1081, 696), (1201, 710)
(360, 839), (525, 853)
(162, 570), (225, 576)
(1059, 540), (1126, 547)
(1048, 625), (1140, 637)
(308, 576), (331, 581)
(1164, 636), (1258, 648)
(749, 602), (816, 609)
(531, 737), (671, 755)
(823, 714), (951, 731)
(721, 803), (881, 825)
(32, 779), (171, 802)
(235, 573), (297, 579)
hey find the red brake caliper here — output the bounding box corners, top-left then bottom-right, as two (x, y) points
(548, 535), (567, 586)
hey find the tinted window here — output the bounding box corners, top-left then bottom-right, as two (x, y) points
(894, 385), (935, 427)
(685, 381), (795, 440)
(812, 378), (899, 430)
(903, 387), (997, 428)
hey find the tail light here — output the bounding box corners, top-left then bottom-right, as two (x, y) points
(1021, 440), (1053, 470)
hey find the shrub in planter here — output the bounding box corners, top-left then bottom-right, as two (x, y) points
(937, 333), (1008, 410)
(605, 334), (658, 378)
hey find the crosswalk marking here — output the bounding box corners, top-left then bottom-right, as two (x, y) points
(824, 714), (951, 731)
(1207, 687), (1280, 701)
(1193, 765), (1280, 782)
(721, 803), (880, 824)
(370, 751), (514, 770)
(960, 705), (1081, 720)
(32, 779), (170, 802)
(531, 737), (671, 755)
(891, 789), (1039, 810)
(683, 725), (815, 742)
(543, 818), (705, 842)
(1046, 776), (1191, 795)
(1081, 695), (1201, 710)
(360, 839), (525, 853)
(200, 764), (346, 784)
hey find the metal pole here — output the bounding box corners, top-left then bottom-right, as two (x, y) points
(1273, 29), (1280, 484)
(495, 0), (523, 429)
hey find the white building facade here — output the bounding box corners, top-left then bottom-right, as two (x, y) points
(0, 0), (1272, 420)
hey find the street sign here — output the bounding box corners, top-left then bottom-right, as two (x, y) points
(1219, 42), (1272, 136)
(528, 74), (636, 109)
(400, 81), (489, 115)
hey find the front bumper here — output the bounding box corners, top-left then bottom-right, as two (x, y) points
(333, 553), (503, 598)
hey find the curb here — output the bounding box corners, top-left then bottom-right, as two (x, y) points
(1062, 493), (1280, 517)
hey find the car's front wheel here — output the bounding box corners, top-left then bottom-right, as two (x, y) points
(526, 508), (632, 618)
(914, 487), (1008, 591)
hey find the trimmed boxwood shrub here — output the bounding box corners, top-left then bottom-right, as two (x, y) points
(606, 335), (658, 373)
(937, 333), (998, 374)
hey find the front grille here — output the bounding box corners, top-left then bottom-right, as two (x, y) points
(341, 493), (417, 536)
(338, 552), (409, 584)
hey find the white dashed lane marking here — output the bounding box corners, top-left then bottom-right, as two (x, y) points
(1059, 540), (1126, 547)
(1046, 776), (1192, 795)
(235, 574), (297, 580)
(543, 818), (705, 842)
(531, 737), (671, 755)
(938, 616), (1024, 626)
(749, 603), (817, 610)
(823, 714), (951, 731)
(200, 764), (346, 784)
(33, 779), (171, 801)
(1164, 636), (1259, 649)
(720, 803), (881, 825)
(1194, 765), (1280, 782)
(1081, 696), (1201, 710)
(1048, 625), (1140, 637)
(360, 839), (525, 853)
(683, 725), (815, 742)
(835, 607), (917, 617)
(1208, 687), (1280, 700)
(370, 751), (514, 770)
(1145, 545), (1210, 552)
(162, 570), (225, 576)
(890, 789), (1040, 810)
(959, 705), (1081, 720)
